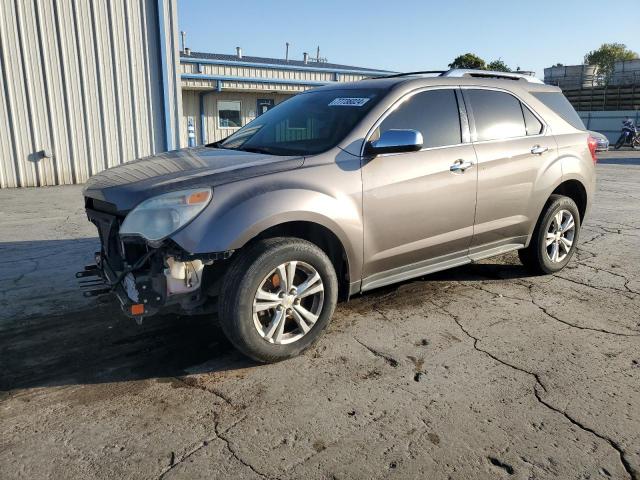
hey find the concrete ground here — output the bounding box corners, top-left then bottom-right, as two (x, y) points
(1, 152), (639, 479)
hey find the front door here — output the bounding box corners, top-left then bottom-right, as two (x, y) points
(361, 88), (478, 290)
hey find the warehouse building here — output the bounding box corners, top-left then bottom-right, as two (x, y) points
(179, 49), (392, 146)
(0, 0), (182, 188)
(0, 0), (390, 188)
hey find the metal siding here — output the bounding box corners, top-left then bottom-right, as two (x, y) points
(180, 90), (201, 147)
(179, 60), (373, 85)
(140, 0), (164, 155)
(0, 2), (20, 187)
(157, 0), (182, 149)
(1, 0), (38, 187)
(0, 0), (180, 188)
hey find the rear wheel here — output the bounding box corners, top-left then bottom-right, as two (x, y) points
(518, 195), (580, 274)
(219, 237), (338, 363)
(633, 136), (640, 150)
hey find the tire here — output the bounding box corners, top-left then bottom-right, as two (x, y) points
(633, 136), (640, 150)
(218, 237), (338, 363)
(518, 194), (581, 275)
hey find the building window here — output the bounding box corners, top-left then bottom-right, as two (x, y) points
(218, 100), (242, 128)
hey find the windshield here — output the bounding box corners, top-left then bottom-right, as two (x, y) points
(218, 88), (384, 156)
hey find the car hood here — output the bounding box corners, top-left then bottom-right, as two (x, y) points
(83, 146), (304, 212)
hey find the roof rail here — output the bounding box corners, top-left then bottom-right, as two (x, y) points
(441, 69), (544, 84)
(371, 70), (446, 79)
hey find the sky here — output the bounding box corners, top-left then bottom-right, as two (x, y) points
(178, 0), (640, 79)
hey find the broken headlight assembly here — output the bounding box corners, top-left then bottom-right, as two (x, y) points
(120, 187), (212, 244)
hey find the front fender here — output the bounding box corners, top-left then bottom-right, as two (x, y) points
(171, 174), (364, 281)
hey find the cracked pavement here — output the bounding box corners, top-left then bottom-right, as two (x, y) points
(1, 153), (639, 479)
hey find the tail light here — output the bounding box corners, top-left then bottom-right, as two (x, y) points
(587, 135), (598, 164)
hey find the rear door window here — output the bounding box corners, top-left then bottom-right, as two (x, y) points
(466, 89), (527, 141)
(376, 89), (462, 148)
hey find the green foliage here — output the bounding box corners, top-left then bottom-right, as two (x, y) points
(449, 53), (486, 70)
(449, 54), (513, 72)
(487, 60), (511, 72)
(584, 43), (639, 79)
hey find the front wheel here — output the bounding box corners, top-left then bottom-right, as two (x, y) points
(633, 136), (640, 150)
(218, 237), (338, 363)
(518, 195), (581, 274)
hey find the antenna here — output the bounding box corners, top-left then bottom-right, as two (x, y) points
(285, 42), (290, 62)
(180, 31), (186, 52)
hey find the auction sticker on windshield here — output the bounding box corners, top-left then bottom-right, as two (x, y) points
(328, 97), (371, 107)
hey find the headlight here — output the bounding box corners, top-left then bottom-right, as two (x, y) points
(120, 188), (212, 242)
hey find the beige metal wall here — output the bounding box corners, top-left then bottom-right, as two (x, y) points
(181, 90), (294, 145)
(0, 0), (181, 188)
(180, 61), (368, 84)
(182, 76), (313, 93)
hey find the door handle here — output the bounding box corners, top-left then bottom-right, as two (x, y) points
(531, 145), (548, 155)
(450, 159), (474, 173)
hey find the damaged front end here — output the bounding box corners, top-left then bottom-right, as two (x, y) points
(78, 188), (231, 323)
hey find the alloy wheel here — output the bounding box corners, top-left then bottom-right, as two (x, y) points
(545, 209), (575, 263)
(252, 261), (324, 345)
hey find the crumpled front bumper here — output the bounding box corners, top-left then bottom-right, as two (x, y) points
(79, 204), (232, 321)
(76, 251), (166, 319)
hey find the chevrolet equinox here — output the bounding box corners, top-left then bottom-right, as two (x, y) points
(80, 69), (597, 362)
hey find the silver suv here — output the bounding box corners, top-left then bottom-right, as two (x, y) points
(80, 69), (597, 362)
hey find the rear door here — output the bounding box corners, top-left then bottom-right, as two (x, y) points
(462, 88), (558, 256)
(361, 87), (478, 290)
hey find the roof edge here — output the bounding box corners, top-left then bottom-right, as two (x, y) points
(180, 52), (394, 76)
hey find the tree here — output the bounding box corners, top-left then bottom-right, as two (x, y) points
(487, 59), (510, 72)
(584, 43), (638, 79)
(449, 53), (486, 70)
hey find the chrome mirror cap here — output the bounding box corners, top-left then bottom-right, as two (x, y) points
(365, 129), (423, 155)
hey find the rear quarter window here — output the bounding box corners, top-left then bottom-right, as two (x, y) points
(522, 104), (544, 136)
(531, 92), (585, 130)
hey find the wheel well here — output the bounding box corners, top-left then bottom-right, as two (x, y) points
(253, 221), (351, 300)
(552, 180), (587, 222)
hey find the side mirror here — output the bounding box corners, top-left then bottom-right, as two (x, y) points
(365, 129), (423, 156)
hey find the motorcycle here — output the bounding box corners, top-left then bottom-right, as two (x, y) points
(614, 119), (640, 150)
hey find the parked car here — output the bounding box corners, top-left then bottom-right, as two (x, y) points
(80, 69), (597, 362)
(587, 130), (609, 152)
